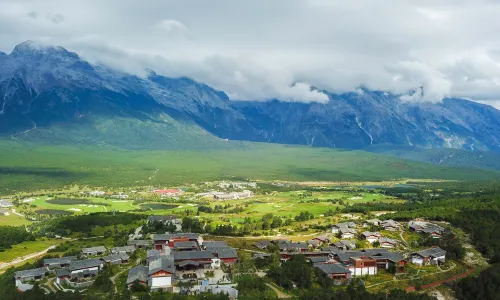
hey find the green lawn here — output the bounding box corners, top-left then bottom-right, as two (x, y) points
(0, 239), (65, 262)
(0, 139), (498, 194)
(0, 213), (31, 226)
(18, 196), (139, 215)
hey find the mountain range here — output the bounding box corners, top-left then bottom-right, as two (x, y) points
(1, 40), (500, 153)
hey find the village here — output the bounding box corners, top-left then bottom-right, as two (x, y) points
(10, 211), (462, 298)
(0, 180), (488, 299)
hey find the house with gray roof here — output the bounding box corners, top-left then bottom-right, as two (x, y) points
(68, 258), (103, 275)
(128, 239), (152, 249)
(148, 257), (176, 290)
(254, 240), (272, 250)
(126, 265), (148, 287)
(147, 215), (182, 231)
(361, 231), (382, 243)
(315, 263), (351, 281)
(339, 227), (357, 239)
(379, 237), (398, 249)
(331, 222), (356, 234)
(101, 253), (130, 265)
(203, 241), (230, 250)
(408, 220), (446, 238)
(14, 267), (49, 282)
(173, 241), (199, 251)
(147, 249), (162, 263)
(380, 220), (402, 231)
(111, 245), (136, 254)
(412, 247), (446, 266)
(44, 256), (77, 268)
(81, 246), (106, 256)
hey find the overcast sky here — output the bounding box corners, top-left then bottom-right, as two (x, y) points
(2, 0), (500, 106)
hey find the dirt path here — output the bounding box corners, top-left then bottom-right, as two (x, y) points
(266, 283), (292, 299)
(44, 277), (57, 293)
(0, 245), (56, 271)
(11, 209), (24, 217)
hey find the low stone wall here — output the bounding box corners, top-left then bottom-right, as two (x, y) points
(63, 278), (94, 288)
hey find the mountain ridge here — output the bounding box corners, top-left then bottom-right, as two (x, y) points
(1, 41), (500, 152)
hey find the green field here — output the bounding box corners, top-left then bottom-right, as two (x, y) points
(0, 139), (498, 194)
(0, 213), (31, 226)
(134, 190), (404, 230)
(22, 196), (138, 214)
(0, 239), (65, 262)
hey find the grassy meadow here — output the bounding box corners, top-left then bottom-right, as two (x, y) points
(0, 139), (498, 194)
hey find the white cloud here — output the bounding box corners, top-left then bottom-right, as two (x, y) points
(0, 0), (500, 104)
(155, 19), (187, 34)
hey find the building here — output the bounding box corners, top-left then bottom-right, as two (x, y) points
(152, 233), (203, 251)
(173, 241), (199, 251)
(278, 242), (308, 253)
(203, 241), (231, 251)
(0, 199), (13, 208)
(147, 215), (183, 231)
(380, 220), (402, 231)
(254, 240), (272, 250)
(408, 220), (446, 238)
(379, 237), (398, 249)
(101, 254), (130, 265)
(306, 239), (322, 248)
(213, 248), (238, 265)
(111, 245), (136, 254)
(339, 227), (357, 239)
(347, 256), (377, 276)
(331, 222), (356, 234)
(361, 231), (381, 244)
(128, 239), (152, 249)
(153, 189), (183, 197)
(370, 252), (406, 273)
(173, 250), (215, 269)
(14, 267), (49, 283)
(315, 263), (351, 282)
(147, 249), (162, 263)
(411, 247), (446, 266)
(148, 257), (176, 290)
(213, 190), (254, 201)
(126, 265), (148, 288)
(68, 258), (103, 276)
(81, 246), (106, 256)
(44, 256), (77, 269)
(365, 219), (381, 226)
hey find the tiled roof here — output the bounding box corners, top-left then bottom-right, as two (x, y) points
(203, 241), (230, 250)
(15, 267), (48, 278)
(315, 263), (351, 275)
(148, 257), (175, 275)
(44, 256), (77, 265)
(173, 250), (213, 261)
(127, 265), (148, 284)
(173, 241), (198, 249)
(215, 248), (238, 259)
(81, 246), (106, 253)
(68, 259), (102, 271)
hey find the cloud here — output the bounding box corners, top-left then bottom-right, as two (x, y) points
(50, 13), (64, 24)
(0, 0), (500, 104)
(156, 19), (187, 34)
(27, 11), (38, 19)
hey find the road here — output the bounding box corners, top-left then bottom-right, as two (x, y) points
(266, 283), (291, 299)
(0, 245), (56, 270)
(129, 226), (143, 240)
(11, 209), (24, 217)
